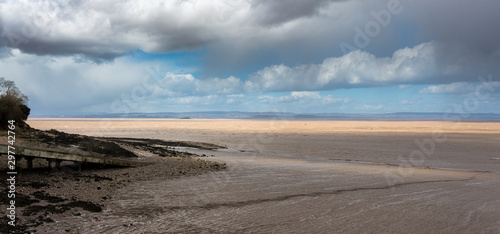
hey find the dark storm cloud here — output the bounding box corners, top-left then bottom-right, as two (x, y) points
(251, 0), (341, 25)
(0, 0), (221, 60)
(204, 0), (500, 85)
(0, 0), (346, 61)
(405, 0), (500, 80)
(410, 1), (500, 55)
(2, 37), (127, 62)
(0, 0), (499, 87)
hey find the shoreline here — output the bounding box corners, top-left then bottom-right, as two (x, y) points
(0, 127), (227, 233)
(27, 117), (500, 123)
(26, 119), (500, 139)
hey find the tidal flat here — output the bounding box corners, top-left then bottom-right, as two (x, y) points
(21, 119), (500, 233)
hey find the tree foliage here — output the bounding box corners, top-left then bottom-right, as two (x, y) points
(0, 77), (30, 129)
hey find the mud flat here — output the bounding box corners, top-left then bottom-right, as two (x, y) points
(23, 119), (500, 232)
(0, 127), (226, 233)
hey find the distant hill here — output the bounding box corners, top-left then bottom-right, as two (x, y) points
(31, 111), (500, 121)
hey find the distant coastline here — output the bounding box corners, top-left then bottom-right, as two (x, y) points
(30, 111), (500, 121)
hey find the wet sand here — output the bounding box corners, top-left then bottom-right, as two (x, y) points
(0, 128), (226, 232)
(27, 119), (500, 232)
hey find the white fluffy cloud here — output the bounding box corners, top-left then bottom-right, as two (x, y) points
(152, 42), (494, 97)
(150, 91), (352, 113)
(2, 42), (499, 115)
(419, 82), (476, 94)
(152, 73), (244, 97)
(420, 81), (500, 94)
(246, 42), (439, 92)
(156, 42), (444, 98)
(258, 91), (351, 106)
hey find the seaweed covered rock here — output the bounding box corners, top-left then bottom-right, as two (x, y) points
(21, 128), (137, 158)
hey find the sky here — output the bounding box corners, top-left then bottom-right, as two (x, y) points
(0, 0), (499, 116)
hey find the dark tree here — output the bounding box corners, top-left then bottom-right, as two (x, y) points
(0, 77), (30, 129)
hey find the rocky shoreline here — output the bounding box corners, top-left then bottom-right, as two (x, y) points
(0, 127), (227, 233)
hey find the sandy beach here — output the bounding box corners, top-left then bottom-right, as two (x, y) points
(29, 118), (500, 172)
(20, 119), (500, 232)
